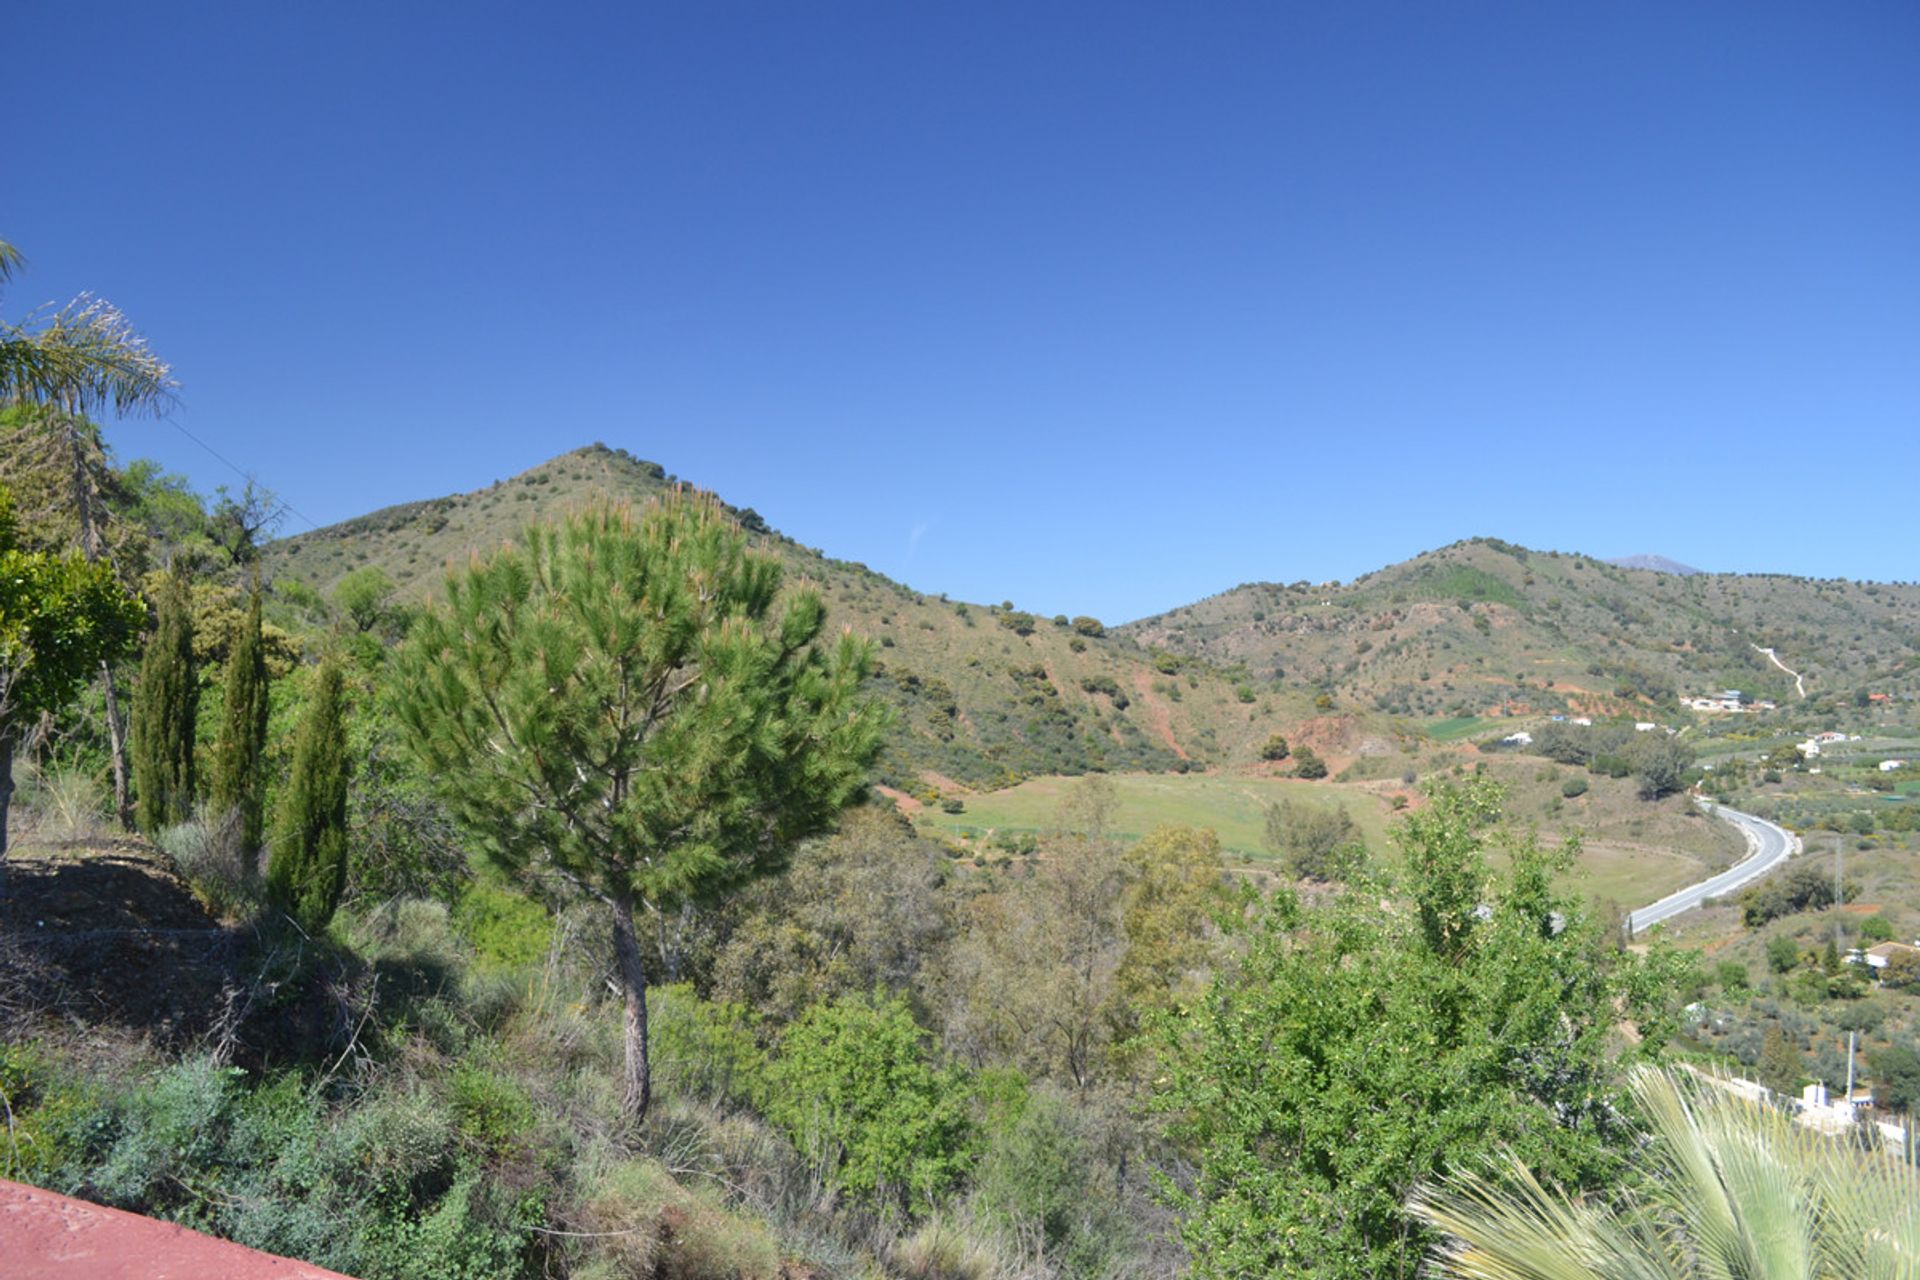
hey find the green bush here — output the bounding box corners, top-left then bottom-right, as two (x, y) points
(765, 992), (974, 1210)
(448, 1062), (536, 1160)
(651, 984), (767, 1109)
(1560, 776), (1589, 798)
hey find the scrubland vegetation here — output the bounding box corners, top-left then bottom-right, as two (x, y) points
(4, 244), (1917, 1277)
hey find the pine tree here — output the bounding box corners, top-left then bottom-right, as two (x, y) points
(266, 658), (350, 933)
(393, 493), (886, 1124)
(210, 588), (270, 851)
(130, 570), (197, 835)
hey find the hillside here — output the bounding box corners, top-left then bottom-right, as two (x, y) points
(263, 444), (1316, 790)
(1120, 537), (1920, 726)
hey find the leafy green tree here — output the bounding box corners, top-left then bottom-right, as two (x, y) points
(0, 483), (144, 858)
(1152, 781), (1676, 1280)
(1415, 1065), (1920, 1279)
(1261, 797), (1361, 881)
(1870, 1044), (1920, 1116)
(1291, 745), (1328, 779)
(392, 494), (885, 1124)
(331, 565), (397, 635)
(1111, 825), (1231, 1044)
(266, 659), (350, 932)
(130, 570), (197, 835)
(1259, 732), (1289, 762)
(1765, 934), (1800, 974)
(1070, 615), (1104, 637)
(210, 588), (270, 851)
(1628, 733), (1694, 800)
(1757, 1024), (1803, 1097)
(765, 991), (974, 1211)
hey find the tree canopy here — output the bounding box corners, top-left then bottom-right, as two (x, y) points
(392, 491), (886, 1122)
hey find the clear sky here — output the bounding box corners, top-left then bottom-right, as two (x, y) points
(9, 2), (1916, 622)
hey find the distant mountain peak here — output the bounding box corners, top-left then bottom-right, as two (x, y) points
(1607, 554), (1703, 577)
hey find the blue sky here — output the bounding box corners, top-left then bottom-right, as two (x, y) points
(9, 2), (1916, 621)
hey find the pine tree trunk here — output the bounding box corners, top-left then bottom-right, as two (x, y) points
(609, 893), (653, 1126)
(100, 662), (133, 831)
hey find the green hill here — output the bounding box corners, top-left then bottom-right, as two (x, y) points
(263, 444), (1317, 790)
(1119, 536), (1920, 727)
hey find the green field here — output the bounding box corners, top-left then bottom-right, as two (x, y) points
(917, 764), (1736, 909)
(915, 770), (1400, 857)
(1424, 716), (1491, 742)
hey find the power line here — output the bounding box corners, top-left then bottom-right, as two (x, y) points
(162, 415), (324, 534)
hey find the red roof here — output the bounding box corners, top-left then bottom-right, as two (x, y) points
(0, 1179), (358, 1279)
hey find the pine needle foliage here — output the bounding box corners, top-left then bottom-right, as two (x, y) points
(131, 570), (197, 835)
(1415, 1065), (1920, 1280)
(211, 588), (271, 851)
(266, 658), (350, 933)
(391, 491), (887, 1123)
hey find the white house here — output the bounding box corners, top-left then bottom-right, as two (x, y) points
(1881, 759), (1907, 773)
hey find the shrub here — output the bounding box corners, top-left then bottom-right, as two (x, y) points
(157, 806), (260, 918)
(575, 1158), (780, 1280)
(651, 984), (767, 1109)
(1560, 776), (1589, 799)
(996, 611), (1036, 637)
(1259, 734), (1290, 762)
(1292, 747), (1328, 780)
(765, 992), (974, 1210)
(447, 1062), (536, 1160)
(1765, 934), (1800, 974)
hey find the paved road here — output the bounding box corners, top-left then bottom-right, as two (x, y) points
(1629, 801), (1800, 933)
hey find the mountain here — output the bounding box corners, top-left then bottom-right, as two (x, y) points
(1607, 554), (1704, 576)
(1119, 537), (1920, 722)
(264, 444), (1315, 790)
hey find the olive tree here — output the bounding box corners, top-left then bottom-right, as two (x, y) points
(392, 493), (885, 1123)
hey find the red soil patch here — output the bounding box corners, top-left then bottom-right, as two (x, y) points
(916, 770), (971, 794)
(874, 785), (922, 816)
(0, 1179), (356, 1279)
(1129, 671), (1188, 759)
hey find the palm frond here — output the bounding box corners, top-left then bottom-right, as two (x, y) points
(1417, 1066), (1920, 1279)
(1, 294), (175, 415)
(0, 238), (23, 286)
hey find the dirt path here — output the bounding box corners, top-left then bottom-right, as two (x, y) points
(1129, 671), (1188, 758)
(1752, 644), (1806, 698)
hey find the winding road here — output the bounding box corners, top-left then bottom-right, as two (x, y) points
(1628, 801), (1800, 933)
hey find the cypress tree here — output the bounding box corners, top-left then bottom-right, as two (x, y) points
(266, 658), (350, 932)
(210, 588), (271, 850)
(130, 570), (197, 835)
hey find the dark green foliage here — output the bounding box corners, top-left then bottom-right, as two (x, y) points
(1070, 616), (1104, 637)
(1758, 1024), (1803, 1095)
(765, 991), (974, 1210)
(1766, 934), (1801, 973)
(1291, 745), (1327, 779)
(1259, 733), (1289, 762)
(1860, 914), (1896, 943)
(1261, 797), (1361, 881)
(130, 570), (197, 835)
(267, 659), (351, 932)
(1741, 863), (1854, 927)
(1560, 774), (1589, 798)
(998, 610), (1037, 636)
(210, 589), (270, 851)
(1871, 1045), (1920, 1116)
(390, 494), (886, 1123)
(1715, 959), (1749, 991)
(1152, 781), (1680, 1280)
